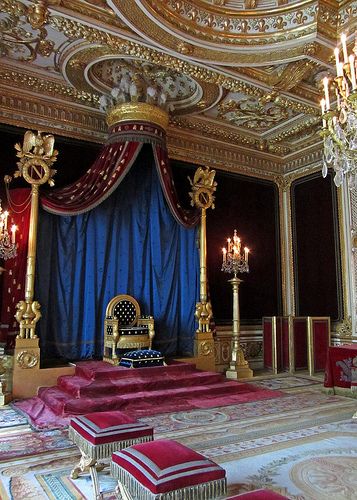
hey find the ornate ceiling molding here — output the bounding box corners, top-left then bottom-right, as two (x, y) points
(0, 86), (106, 142)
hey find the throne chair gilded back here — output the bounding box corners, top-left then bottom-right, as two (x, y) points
(103, 294), (155, 364)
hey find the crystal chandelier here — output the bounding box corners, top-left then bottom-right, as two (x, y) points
(0, 201), (17, 260)
(221, 229), (249, 277)
(321, 33), (357, 189)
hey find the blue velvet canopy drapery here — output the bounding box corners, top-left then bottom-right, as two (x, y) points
(35, 145), (200, 360)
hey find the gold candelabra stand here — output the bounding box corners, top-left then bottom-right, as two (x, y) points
(221, 230), (253, 379)
(188, 167), (217, 368)
(7, 130), (57, 341)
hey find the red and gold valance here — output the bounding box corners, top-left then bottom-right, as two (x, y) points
(41, 122), (199, 228)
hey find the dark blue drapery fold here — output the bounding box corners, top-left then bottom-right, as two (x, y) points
(36, 147), (199, 359)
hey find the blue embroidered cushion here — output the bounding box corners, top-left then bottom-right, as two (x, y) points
(119, 349), (165, 368)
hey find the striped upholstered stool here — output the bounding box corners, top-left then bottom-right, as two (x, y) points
(111, 438), (227, 500)
(69, 410), (153, 499)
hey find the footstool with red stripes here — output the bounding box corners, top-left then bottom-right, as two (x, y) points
(111, 438), (227, 499)
(69, 410), (153, 499)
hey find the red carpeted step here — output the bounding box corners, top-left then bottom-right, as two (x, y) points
(75, 360), (196, 381)
(38, 386), (74, 416)
(59, 380), (257, 416)
(58, 371), (224, 398)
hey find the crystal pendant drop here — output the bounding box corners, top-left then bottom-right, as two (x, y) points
(334, 170), (344, 187)
(322, 161), (328, 178)
(324, 137), (334, 163)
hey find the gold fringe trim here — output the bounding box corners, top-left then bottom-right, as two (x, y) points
(69, 427), (153, 460)
(111, 461), (227, 500)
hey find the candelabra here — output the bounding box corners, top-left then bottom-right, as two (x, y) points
(0, 201), (17, 260)
(320, 32), (357, 189)
(221, 230), (253, 379)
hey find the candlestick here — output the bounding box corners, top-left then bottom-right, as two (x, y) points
(0, 203), (18, 260)
(221, 230), (253, 379)
(221, 230), (249, 277)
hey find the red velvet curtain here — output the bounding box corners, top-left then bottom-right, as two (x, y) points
(0, 188), (31, 347)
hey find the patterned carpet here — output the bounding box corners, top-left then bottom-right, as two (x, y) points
(0, 407), (29, 430)
(0, 380), (356, 499)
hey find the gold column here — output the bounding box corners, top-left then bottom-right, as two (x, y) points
(7, 131), (57, 393)
(189, 167), (217, 371)
(277, 176), (295, 316)
(226, 277), (253, 379)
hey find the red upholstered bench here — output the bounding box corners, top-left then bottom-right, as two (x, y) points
(111, 438), (227, 499)
(69, 410), (153, 499)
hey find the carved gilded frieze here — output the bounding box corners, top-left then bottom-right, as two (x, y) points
(141, 0), (318, 42)
(108, 1), (322, 64)
(0, 65), (98, 106)
(0, 87), (106, 141)
(337, 1), (357, 32)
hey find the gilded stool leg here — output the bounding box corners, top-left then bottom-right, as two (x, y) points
(115, 482), (133, 500)
(90, 465), (103, 500)
(70, 450), (97, 479)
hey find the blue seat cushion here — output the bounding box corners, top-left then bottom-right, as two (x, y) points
(119, 349), (165, 368)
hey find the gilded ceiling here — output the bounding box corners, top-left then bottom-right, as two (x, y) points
(0, 0), (356, 179)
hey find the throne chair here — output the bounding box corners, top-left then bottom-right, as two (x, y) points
(103, 294), (155, 364)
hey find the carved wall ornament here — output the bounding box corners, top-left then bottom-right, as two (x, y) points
(177, 41), (194, 55)
(16, 350), (39, 368)
(198, 340), (214, 357)
(335, 317), (352, 338)
(0, 0), (58, 63)
(217, 97), (291, 130)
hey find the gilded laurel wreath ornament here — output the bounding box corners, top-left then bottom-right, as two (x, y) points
(14, 130), (58, 186)
(16, 350), (39, 369)
(188, 166), (217, 210)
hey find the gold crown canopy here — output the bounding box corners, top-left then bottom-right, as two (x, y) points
(106, 102), (169, 130)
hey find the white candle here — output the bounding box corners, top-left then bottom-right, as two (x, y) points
(334, 47), (340, 75)
(320, 98), (325, 114)
(244, 247), (249, 263)
(320, 99), (327, 127)
(338, 61), (344, 77)
(349, 54), (357, 89)
(11, 224), (17, 244)
(227, 238), (231, 253)
(3, 211), (8, 231)
(341, 33), (348, 64)
(323, 77), (330, 110)
(222, 247), (227, 263)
